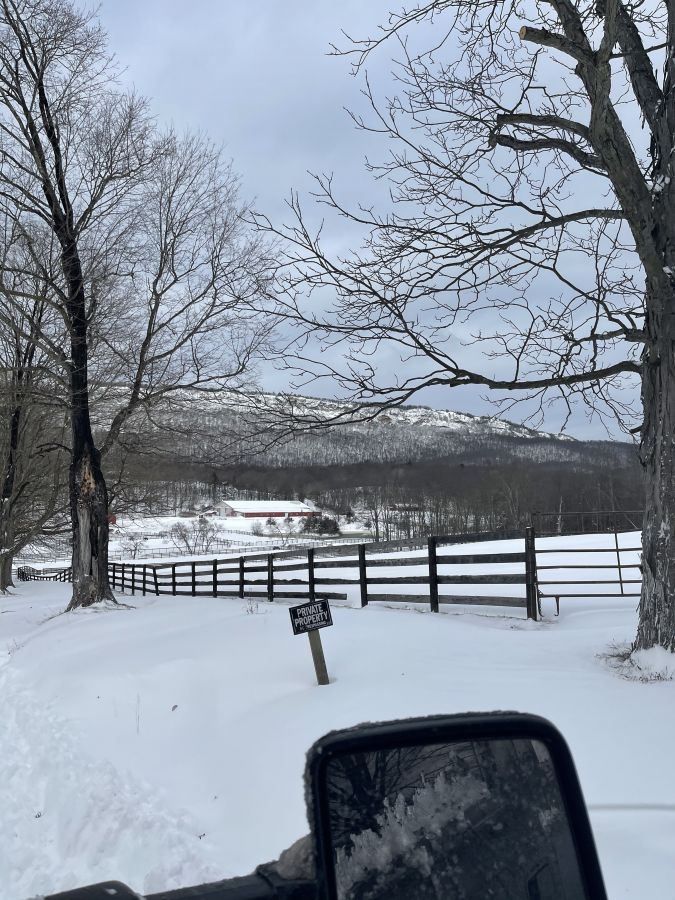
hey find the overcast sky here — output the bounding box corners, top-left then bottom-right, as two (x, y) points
(95, 2), (635, 441)
(97, 2), (391, 226)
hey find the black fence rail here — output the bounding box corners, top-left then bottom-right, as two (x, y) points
(109, 554), (348, 602)
(19, 528), (539, 618)
(17, 565), (72, 582)
(20, 527), (644, 619)
(358, 532), (535, 617)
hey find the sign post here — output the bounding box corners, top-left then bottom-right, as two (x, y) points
(289, 598), (333, 686)
(307, 629), (329, 686)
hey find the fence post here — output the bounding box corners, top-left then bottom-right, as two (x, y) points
(358, 544), (368, 607)
(191, 562), (196, 596)
(171, 564), (176, 595)
(121, 563), (125, 593)
(614, 528), (624, 595)
(142, 564), (147, 596)
(428, 536), (439, 613)
(239, 556), (245, 598)
(213, 559), (218, 598)
(267, 554), (274, 602)
(153, 567), (159, 596)
(308, 548), (315, 602)
(131, 564), (136, 596)
(112, 563), (116, 590)
(525, 526), (538, 620)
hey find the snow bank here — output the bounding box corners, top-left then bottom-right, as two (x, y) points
(0, 668), (224, 897)
(1, 534), (674, 899)
(630, 645), (675, 680)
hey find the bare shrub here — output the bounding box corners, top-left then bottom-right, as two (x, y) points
(170, 519), (219, 554)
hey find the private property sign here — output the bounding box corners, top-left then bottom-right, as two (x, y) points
(289, 599), (332, 685)
(289, 599), (333, 636)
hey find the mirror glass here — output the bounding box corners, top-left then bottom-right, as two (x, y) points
(324, 738), (588, 899)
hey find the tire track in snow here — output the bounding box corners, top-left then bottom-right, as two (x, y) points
(0, 668), (228, 899)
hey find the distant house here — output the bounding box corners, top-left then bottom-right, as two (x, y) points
(216, 500), (314, 519)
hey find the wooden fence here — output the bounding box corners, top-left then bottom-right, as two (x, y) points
(17, 527), (645, 620)
(17, 564), (72, 583)
(17, 528), (539, 618)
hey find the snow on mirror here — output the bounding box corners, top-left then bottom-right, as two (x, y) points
(324, 738), (587, 900)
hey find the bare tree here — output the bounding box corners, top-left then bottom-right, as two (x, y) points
(92, 131), (273, 463)
(169, 518), (219, 555)
(0, 232), (68, 589)
(119, 532), (147, 561)
(264, 515), (300, 546)
(0, 371), (68, 590)
(259, 1), (675, 655)
(0, 2), (272, 609)
(0, 0), (160, 607)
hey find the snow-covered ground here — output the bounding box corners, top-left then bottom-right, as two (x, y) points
(1, 533), (674, 899)
(18, 512), (371, 569)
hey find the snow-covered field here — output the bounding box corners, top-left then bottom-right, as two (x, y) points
(18, 512), (371, 568)
(2, 533), (674, 899)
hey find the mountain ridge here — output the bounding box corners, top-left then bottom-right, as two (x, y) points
(148, 387), (578, 443)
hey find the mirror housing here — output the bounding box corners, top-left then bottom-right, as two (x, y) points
(306, 712), (607, 900)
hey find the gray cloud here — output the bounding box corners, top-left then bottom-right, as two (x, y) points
(95, 1), (635, 441)
(98, 2), (392, 219)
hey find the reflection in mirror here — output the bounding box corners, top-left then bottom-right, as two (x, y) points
(325, 739), (588, 899)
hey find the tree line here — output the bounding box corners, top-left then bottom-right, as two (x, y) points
(117, 446), (642, 542)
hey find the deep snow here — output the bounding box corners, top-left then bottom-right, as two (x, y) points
(1, 533), (674, 899)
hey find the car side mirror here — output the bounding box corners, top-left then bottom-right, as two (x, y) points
(306, 712), (607, 900)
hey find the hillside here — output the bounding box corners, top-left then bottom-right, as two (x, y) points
(98, 387), (636, 470)
(97, 388), (642, 533)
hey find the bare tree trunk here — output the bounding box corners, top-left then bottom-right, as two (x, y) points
(0, 481), (14, 591)
(0, 404), (21, 592)
(68, 443), (113, 608)
(0, 507), (14, 592)
(635, 304), (675, 652)
(0, 553), (12, 590)
(64, 243), (114, 609)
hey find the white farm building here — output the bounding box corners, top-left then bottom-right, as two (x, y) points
(216, 500), (314, 519)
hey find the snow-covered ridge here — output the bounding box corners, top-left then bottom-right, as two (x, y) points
(265, 393), (574, 441)
(94, 384), (574, 444)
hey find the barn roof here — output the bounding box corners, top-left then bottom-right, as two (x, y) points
(219, 500), (312, 514)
